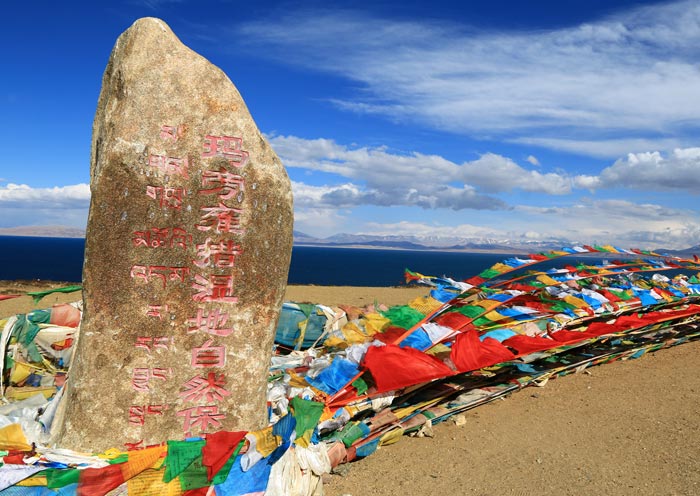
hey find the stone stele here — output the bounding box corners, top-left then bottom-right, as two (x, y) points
(52, 17), (293, 452)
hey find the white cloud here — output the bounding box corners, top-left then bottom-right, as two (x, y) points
(572, 174), (602, 191)
(359, 199), (700, 250)
(291, 179), (502, 211)
(512, 199), (700, 249)
(0, 183), (90, 229)
(512, 137), (685, 159)
(280, 133), (700, 249)
(293, 206), (349, 237)
(458, 154), (572, 195)
(5, 148), (698, 250)
(361, 220), (501, 238)
(273, 135), (576, 211)
(593, 148), (700, 192)
(238, 1), (700, 156)
(0, 183), (90, 208)
(526, 155), (540, 166)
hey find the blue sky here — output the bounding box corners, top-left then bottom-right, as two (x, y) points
(2, 0), (700, 249)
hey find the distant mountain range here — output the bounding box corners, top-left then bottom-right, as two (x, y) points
(294, 231), (700, 255)
(295, 231), (571, 254)
(666, 245), (700, 256)
(0, 226), (86, 238)
(1, 226), (698, 255)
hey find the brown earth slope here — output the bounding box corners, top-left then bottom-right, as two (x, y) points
(1, 282), (698, 495)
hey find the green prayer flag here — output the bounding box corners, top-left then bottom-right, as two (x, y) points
(164, 439), (206, 483)
(108, 454), (129, 465)
(46, 468), (80, 488)
(478, 268), (501, 279)
(297, 303), (316, 318)
(209, 442), (244, 485)
(27, 285), (82, 304)
(352, 377), (368, 395)
(452, 305), (484, 319)
(291, 396), (324, 446)
(472, 316), (494, 327)
(27, 309), (51, 324)
(177, 458), (209, 491)
(178, 457), (230, 491)
(381, 305), (424, 330)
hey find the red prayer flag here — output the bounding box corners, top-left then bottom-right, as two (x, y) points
(434, 311), (473, 330)
(184, 488), (211, 496)
(3, 454), (25, 464)
(586, 322), (624, 335)
(502, 335), (557, 354)
(374, 326), (411, 345)
(363, 344), (453, 392)
(464, 276), (486, 286)
(450, 331), (514, 372)
(550, 329), (598, 343)
(77, 464), (125, 496)
(203, 430), (246, 481)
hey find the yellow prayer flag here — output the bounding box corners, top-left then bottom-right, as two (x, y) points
(536, 274), (560, 286)
(362, 313), (391, 335)
(0, 423), (31, 451)
(379, 427), (405, 446)
(407, 296), (442, 315)
(126, 468), (183, 496)
(121, 445), (167, 481)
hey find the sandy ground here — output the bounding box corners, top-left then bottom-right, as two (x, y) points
(1, 281), (699, 495)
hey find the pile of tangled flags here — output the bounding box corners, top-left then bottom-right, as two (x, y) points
(1, 245), (700, 495)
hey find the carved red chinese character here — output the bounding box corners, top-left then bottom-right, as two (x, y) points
(160, 124), (185, 142)
(191, 339), (226, 368)
(154, 337), (173, 350)
(129, 404), (168, 426)
(132, 367), (172, 392)
(131, 265), (190, 288)
(139, 265), (167, 287)
(192, 274), (238, 303)
(201, 135), (249, 168)
(124, 440), (145, 450)
(146, 304), (169, 319)
(132, 368), (151, 392)
(169, 266), (190, 284)
(146, 185), (185, 209)
(187, 308), (234, 336)
(132, 230), (150, 248)
(131, 265), (148, 283)
(196, 202), (244, 234)
(135, 336), (174, 352)
(200, 167), (245, 200)
(135, 337), (153, 352)
(130, 404), (168, 426)
(170, 227), (192, 248)
(124, 440), (167, 450)
(177, 405), (225, 435)
(194, 238), (242, 268)
(132, 227), (192, 249)
(147, 266), (169, 287)
(129, 406), (145, 426)
(147, 405), (167, 416)
(179, 372), (231, 403)
(148, 154), (189, 178)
